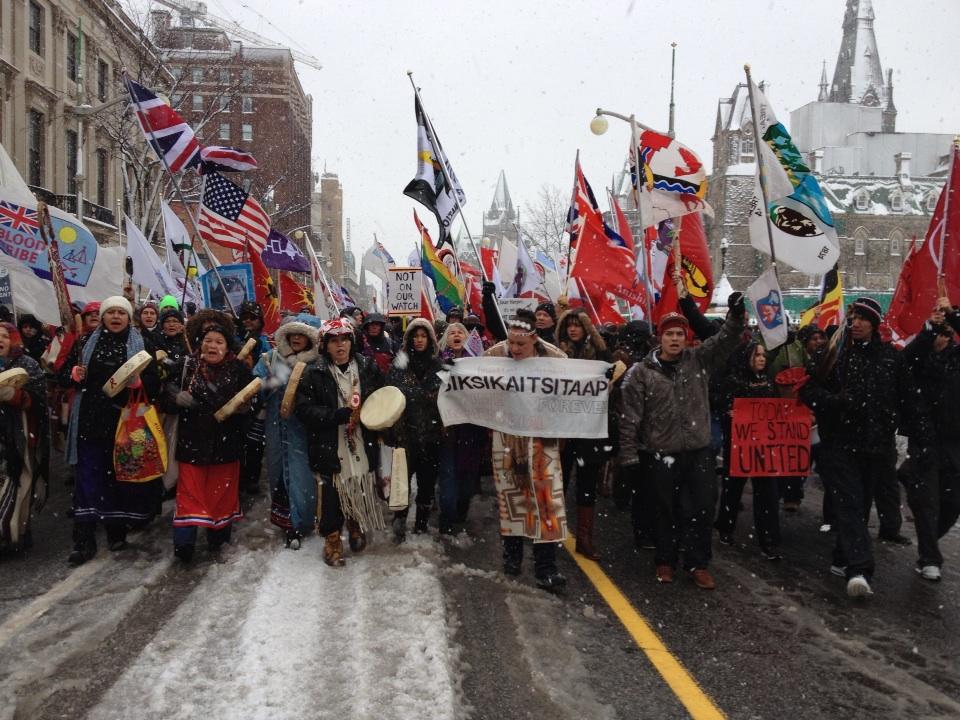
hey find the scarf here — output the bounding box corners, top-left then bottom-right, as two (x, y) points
(66, 325), (145, 465)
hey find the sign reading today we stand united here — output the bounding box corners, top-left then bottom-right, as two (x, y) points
(437, 357), (611, 438)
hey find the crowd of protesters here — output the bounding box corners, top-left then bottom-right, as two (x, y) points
(0, 278), (957, 601)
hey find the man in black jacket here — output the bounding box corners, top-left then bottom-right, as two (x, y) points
(800, 297), (930, 598)
(899, 297), (960, 582)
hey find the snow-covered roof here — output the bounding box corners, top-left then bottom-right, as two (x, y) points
(819, 174), (944, 216)
(710, 273), (734, 307)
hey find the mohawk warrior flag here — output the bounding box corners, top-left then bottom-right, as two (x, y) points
(279, 273), (315, 314)
(747, 80), (840, 274)
(403, 95), (467, 244)
(198, 171), (271, 253)
(124, 76), (200, 173)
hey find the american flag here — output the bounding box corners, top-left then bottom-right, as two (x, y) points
(0, 201), (39, 232)
(125, 76), (200, 173)
(198, 171), (271, 252)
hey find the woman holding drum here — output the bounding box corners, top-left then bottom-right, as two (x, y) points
(63, 296), (160, 565)
(295, 318), (384, 567)
(164, 324), (256, 562)
(0, 323), (48, 554)
(253, 313), (322, 549)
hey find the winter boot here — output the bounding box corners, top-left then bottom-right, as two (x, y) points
(174, 544), (195, 563)
(323, 530), (346, 567)
(575, 505), (600, 560)
(533, 542), (566, 592)
(106, 523), (129, 552)
(392, 511), (407, 545)
(284, 530), (303, 550)
(346, 519), (367, 552)
(413, 504), (430, 534)
(68, 522), (97, 565)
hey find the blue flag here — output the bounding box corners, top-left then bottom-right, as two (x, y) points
(260, 229), (310, 273)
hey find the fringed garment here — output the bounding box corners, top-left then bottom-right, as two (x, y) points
(492, 431), (567, 543)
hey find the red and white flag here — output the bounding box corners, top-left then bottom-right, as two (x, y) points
(198, 171), (271, 253)
(125, 76), (200, 173)
(199, 146), (258, 174)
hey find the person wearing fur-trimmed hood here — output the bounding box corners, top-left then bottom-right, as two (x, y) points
(254, 313), (322, 548)
(386, 318), (444, 543)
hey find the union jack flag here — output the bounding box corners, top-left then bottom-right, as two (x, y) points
(198, 171), (271, 252)
(565, 157), (601, 248)
(125, 76), (200, 173)
(0, 201), (39, 232)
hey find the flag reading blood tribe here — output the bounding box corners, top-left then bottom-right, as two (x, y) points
(437, 357), (610, 438)
(730, 398), (813, 477)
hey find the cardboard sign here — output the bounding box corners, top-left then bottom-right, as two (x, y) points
(496, 297), (537, 319)
(386, 267), (422, 316)
(729, 397), (812, 477)
(0, 266), (12, 312)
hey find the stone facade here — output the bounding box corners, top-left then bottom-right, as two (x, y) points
(0, 0), (160, 243)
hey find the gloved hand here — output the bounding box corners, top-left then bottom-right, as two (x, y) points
(482, 280), (497, 297)
(0, 386), (15, 403)
(333, 407), (353, 424)
(728, 291), (746, 320)
(175, 390), (197, 408)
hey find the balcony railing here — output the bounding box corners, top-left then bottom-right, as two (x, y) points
(28, 186), (115, 226)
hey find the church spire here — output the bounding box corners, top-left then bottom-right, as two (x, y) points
(829, 0), (886, 106)
(818, 60), (829, 101)
(489, 170), (515, 216)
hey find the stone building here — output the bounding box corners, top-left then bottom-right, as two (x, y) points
(311, 169), (345, 283)
(150, 8), (313, 239)
(0, 0), (163, 243)
(705, 0), (953, 313)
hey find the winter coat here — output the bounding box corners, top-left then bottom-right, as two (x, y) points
(360, 330), (396, 375)
(295, 353), (383, 476)
(168, 355), (254, 465)
(61, 326), (160, 446)
(901, 311), (960, 446)
(619, 311), (745, 461)
(799, 334), (930, 455)
(0, 353), (48, 484)
(254, 315), (321, 528)
(387, 318), (444, 455)
(556, 308), (613, 463)
(719, 342), (778, 414)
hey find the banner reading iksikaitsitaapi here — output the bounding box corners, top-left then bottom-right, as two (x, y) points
(437, 357), (611, 438)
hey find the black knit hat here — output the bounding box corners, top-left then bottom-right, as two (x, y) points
(535, 302), (557, 321)
(238, 301), (263, 320)
(159, 306), (185, 325)
(851, 297), (882, 328)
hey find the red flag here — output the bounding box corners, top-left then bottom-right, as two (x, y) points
(279, 272), (314, 314)
(569, 212), (636, 289)
(250, 250), (280, 335)
(886, 146), (960, 344)
(653, 213), (713, 326)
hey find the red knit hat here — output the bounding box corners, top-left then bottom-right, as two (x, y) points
(657, 312), (689, 336)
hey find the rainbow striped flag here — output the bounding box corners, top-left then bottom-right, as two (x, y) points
(414, 210), (463, 313)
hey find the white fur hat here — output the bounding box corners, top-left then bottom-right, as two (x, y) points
(99, 295), (133, 319)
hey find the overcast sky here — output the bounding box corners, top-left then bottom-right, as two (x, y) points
(164, 0), (960, 264)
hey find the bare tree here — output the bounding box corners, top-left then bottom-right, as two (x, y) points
(521, 183), (568, 257)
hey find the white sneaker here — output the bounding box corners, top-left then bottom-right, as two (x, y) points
(917, 565), (942, 582)
(847, 575), (873, 598)
(830, 564), (847, 577)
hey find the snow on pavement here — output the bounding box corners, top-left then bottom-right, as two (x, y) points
(88, 534), (464, 720)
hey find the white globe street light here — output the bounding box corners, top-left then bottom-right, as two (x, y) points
(589, 114), (609, 136)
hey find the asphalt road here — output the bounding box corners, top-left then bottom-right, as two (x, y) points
(2, 457), (957, 720)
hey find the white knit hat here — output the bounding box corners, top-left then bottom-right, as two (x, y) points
(99, 295), (133, 319)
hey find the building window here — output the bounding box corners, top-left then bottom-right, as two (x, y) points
(65, 130), (78, 195)
(219, 68), (230, 84)
(29, 2), (44, 56)
(219, 123), (230, 141)
(854, 191), (870, 211)
(66, 33), (78, 81)
(242, 96), (253, 113)
(927, 192), (939, 212)
(171, 67), (182, 82)
(890, 236), (901, 256)
(890, 192), (903, 212)
(27, 109), (44, 187)
(740, 123), (755, 162)
(219, 95), (230, 111)
(95, 149), (108, 206)
(97, 60), (109, 101)
(192, 94), (204, 112)
(854, 235), (865, 256)
(242, 123), (253, 141)
(242, 68), (253, 85)
(171, 92), (184, 108)
(192, 68), (203, 84)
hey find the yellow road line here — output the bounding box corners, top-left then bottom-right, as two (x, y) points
(562, 537), (726, 720)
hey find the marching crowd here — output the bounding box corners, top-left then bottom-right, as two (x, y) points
(0, 279), (957, 600)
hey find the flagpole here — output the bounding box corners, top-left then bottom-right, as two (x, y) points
(305, 235), (340, 313)
(629, 115), (655, 321)
(564, 149), (580, 280)
(743, 64), (780, 281)
(577, 277), (602, 326)
(936, 139), (959, 280)
(406, 71), (504, 329)
(122, 71), (237, 317)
